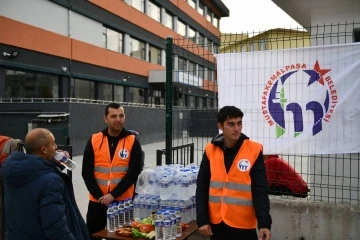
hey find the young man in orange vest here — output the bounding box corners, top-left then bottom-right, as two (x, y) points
(196, 106), (272, 240)
(82, 103), (143, 239)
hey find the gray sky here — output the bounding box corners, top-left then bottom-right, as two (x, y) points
(220, 0), (302, 33)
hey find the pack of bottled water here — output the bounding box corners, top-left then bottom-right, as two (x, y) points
(106, 198), (134, 232)
(134, 163), (199, 224)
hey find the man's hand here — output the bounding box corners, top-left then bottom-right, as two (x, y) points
(199, 224), (213, 237)
(98, 194), (115, 206)
(259, 228), (271, 240)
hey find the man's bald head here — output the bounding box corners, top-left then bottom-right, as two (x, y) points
(25, 128), (52, 155)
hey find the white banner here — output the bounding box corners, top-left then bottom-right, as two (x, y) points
(216, 43), (360, 154)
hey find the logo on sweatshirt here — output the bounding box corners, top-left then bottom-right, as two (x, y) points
(119, 149), (128, 159)
(238, 159), (251, 172)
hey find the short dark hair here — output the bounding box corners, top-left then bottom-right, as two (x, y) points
(105, 102), (122, 116)
(217, 106), (244, 124)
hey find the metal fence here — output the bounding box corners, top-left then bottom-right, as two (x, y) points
(164, 22), (360, 205)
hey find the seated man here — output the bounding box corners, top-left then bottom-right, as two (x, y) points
(264, 155), (309, 198)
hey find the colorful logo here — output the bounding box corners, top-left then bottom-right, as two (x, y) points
(237, 159), (251, 172)
(262, 61), (338, 138)
(119, 149), (128, 159)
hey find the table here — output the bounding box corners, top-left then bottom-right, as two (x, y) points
(92, 221), (198, 240)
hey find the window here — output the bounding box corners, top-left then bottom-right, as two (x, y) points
(130, 37), (146, 60)
(187, 95), (195, 108)
(198, 65), (205, 79)
(5, 70), (59, 98)
(198, 1), (204, 16)
(197, 97), (203, 108)
(106, 29), (123, 53)
(188, 27), (196, 43)
(114, 85), (124, 102)
(73, 79), (95, 99)
(129, 87), (145, 103)
(213, 18), (218, 28)
(198, 33), (205, 47)
(102, 28), (107, 48)
(178, 57), (187, 71)
(98, 83), (113, 101)
(207, 40), (213, 52)
(208, 70), (213, 81)
(188, 61), (196, 76)
(250, 43), (254, 52)
(148, 1), (160, 22)
(164, 12), (173, 29)
(260, 39), (266, 50)
(188, 0), (196, 9)
(206, 9), (212, 22)
(131, 0), (145, 12)
(177, 20), (186, 37)
(212, 44), (219, 54)
(149, 45), (162, 65)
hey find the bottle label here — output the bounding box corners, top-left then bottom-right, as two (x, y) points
(176, 216), (181, 222)
(163, 220), (171, 227)
(161, 183), (169, 188)
(155, 220), (163, 227)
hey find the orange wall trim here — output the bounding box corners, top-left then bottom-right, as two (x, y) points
(71, 39), (164, 76)
(170, 0), (220, 36)
(89, 0), (215, 63)
(0, 16), (72, 59)
(0, 16), (164, 77)
(202, 79), (218, 92)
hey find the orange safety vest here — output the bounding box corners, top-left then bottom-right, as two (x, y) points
(206, 139), (262, 229)
(89, 132), (136, 202)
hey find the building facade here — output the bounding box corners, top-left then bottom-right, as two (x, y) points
(0, 0), (229, 108)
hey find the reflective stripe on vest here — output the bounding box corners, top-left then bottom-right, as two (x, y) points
(206, 139), (262, 229)
(90, 132), (136, 202)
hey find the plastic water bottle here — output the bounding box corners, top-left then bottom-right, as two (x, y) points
(174, 207), (182, 237)
(163, 212), (172, 240)
(133, 195), (140, 220)
(106, 204), (115, 232)
(139, 195), (146, 219)
(124, 198), (130, 224)
(54, 152), (76, 171)
(179, 200), (187, 224)
(191, 196), (196, 221)
(160, 175), (172, 200)
(112, 202), (119, 229)
(169, 210), (177, 240)
(155, 211), (163, 240)
(117, 201), (125, 227)
(180, 173), (190, 200)
(151, 197), (159, 214)
(128, 198), (134, 222)
(145, 196), (152, 217)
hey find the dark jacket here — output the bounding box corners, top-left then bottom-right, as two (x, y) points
(196, 133), (272, 230)
(81, 128), (143, 200)
(0, 151), (90, 240)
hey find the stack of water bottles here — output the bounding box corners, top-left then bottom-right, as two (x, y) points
(106, 198), (134, 232)
(134, 163), (199, 224)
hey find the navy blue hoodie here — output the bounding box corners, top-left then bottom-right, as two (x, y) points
(1, 152), (90, 240)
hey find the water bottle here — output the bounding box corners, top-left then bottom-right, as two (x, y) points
(124, 198), (130, 224)
(174, 207), (182, 237)
(54, 152), (76, 171)
(139, 195), (146, 219)
(112, 202), (119, 229)
(151, 197), (159, 214)
(106, 204), (115, 232)
(191, 196), (196, 221)
(133, 195), (140, 220)
(179, 200), (187, 224)
(128, 198), (134, 222)
(145, 196), (152, 218)
(155, 211), (163, 240)
(117, 201), (125, 227)
(160, 175), (172, 200)
(169, 210), (177, 240)
(180, 173), (190, 200)
(163, 212), (172, 240)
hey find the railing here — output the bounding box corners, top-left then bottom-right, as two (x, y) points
(156, 143), (195, 166)
(0, 97), (166, 108)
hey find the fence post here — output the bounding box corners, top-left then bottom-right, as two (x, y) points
(156, 150), (163, 166)
(165, 37), (173, 165)
(190, 143), (194, 164)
